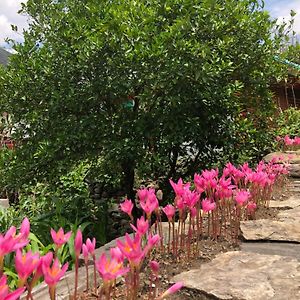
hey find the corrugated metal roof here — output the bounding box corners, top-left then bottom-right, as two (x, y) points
(0, 48), (11, 66)
(274, 55), (300, 71)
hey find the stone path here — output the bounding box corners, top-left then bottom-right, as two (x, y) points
(171, 156), (300, 299)
(172, 251), (300, 300)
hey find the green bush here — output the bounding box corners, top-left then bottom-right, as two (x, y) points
(274, 108), (300, 137)
(0, 0), (287, 208)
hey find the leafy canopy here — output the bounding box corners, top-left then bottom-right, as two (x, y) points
(0, 0), (285, 192)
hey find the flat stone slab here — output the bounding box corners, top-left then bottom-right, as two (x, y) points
(241, 242), (300, 260)
(264, 152), (299, 163)
(288, 164), (300, 178)
(0, 199), (9, 208)
(240, 206), (300, 242)
(172, 251), (300, 300)
(269, 195), (300, 209)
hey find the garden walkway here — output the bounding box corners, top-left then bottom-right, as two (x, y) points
(172, 153), (300, 300)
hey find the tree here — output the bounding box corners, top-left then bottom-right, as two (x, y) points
(0, 0), (285, 205)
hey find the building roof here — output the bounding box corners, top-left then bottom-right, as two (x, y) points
(0, 48), (11, 66)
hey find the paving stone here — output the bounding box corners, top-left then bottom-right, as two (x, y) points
(288, 164), (300, 178)
(241, 242), (300, 260)
(240, 206), (300, 242)
(263, 152), (300, 164)
(269, 195), (300, 209)
(0, 198), (9, 208)
(171, 251), (300, 300)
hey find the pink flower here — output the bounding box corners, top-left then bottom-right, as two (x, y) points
(159, 282), (183, 298)
(96, 253), (128, 282)
(35, 252), (53, 280)
(175, 196), (185, 211)
(235, 190), (250, 206)
(116, 234), (145, 267)
(120, 199), (134, 218)
(50, 228), (71, 248)
(149, 261), (160, 275)
(15, 250), (40, 285)
(74, 230), (82, 257)
(201, 198), (216, 213)
(130, 216), (149, 236)
(82, 244), (89, 264)
(0, 230), (17, 258)
(284, 135), (294, 146)
(194, 173), (205, 194)
(110, 247), (124, 263)
(42, 258), (68, 287)
(295, 137), (300, 145)
(183, 190), (199, 208)
(0, 275), (25, 300)
(169, 178), (190, 197)
(138, 189), (159, 218)
(19, 218), (30, 240)
(145, 234), (161, 255)
(86, 238), (96, 255)
(162, 204), (175, 221)
(246, 201), (257, 214)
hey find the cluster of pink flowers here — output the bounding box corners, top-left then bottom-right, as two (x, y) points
(0, 218), (182, 300)
(120, 159), (288, 249)
(277, 135), (300, 147)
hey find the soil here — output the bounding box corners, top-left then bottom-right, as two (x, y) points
(79, 239), (239, 299)
(79, 180), (292, 300)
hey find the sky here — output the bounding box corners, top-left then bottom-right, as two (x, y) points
(0, 0), (300, 48)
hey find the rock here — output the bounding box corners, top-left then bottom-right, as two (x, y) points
(241, 242), (300, 260)
(263, 152), (300, 164)
(269, 196), (300, 209)
(240, 206), (300, 242)
(171, 251), (300, 300)
(287, 164), (300, 178)
(0, 199), (9, 208)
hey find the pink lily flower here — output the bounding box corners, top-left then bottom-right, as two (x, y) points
(149, 260), (160, 275)
(159, 282), (183, 299)
(110, 247), (124, 263)
(42, 258), (68, 287)
(74, 230), (82, 257)
(32, 252), (53, 284)
(162, 204), (175, 221)
(86, 238), (96, 255)
(82, 244), (89, 264)
(120, 198), (134, 218)
(138, 189), (159, 218)
(284, 135), (294, 146)
(169, 178), (190, 197)
(246, 201), (257, 214)
(96, 253), (128, 282)
(116, 233), (145, 267)
(15, 250), (40, 286)
(0, 275), (25, 300)
(194, 173), (205, 194)
(201, 198), (216, 213)
(144, 234), (161, 255)
(130, 216), (149, 236)
(50, 228), (71, 248)
(235, 190), (250, 206)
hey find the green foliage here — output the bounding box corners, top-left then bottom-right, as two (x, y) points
(274, 108), (300, 137)
(0, 0), (287, 203)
